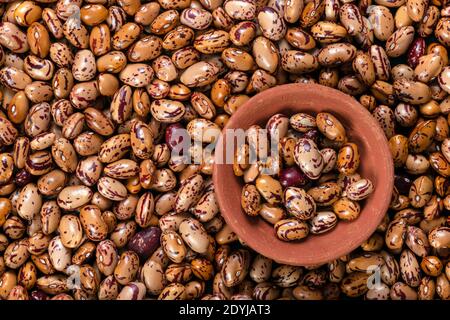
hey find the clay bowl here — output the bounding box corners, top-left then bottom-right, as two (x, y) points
(213, 83), (394, 266)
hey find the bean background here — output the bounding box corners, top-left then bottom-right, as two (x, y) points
(0, 0), (449, 300)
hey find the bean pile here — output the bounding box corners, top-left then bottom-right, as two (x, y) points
(0, 0), (449, 301)
(236, 112), (374, 241)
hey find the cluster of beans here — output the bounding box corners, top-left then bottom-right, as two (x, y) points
(0, 0), (449, 300)
(236, 112), (374, 241)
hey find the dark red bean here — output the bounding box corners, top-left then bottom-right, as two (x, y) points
(279, 166), (309, 188)
(407, 38), (426, 68)
(15, 169), (33, 187)
(165, 123), (189, 153)
(394, 173), (413, 195)
(127, 227), (161, 260)
(30, 290), (48, 300)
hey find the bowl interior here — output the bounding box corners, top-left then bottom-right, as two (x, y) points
(213, 84), (394, 266)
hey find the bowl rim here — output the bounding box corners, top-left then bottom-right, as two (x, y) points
(213, 83), (394, 266)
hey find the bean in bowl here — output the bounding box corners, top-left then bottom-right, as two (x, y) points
(235, 112), (374, 241)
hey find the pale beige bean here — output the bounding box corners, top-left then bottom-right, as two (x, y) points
(150, 99), (186, 123)
(193, 190), (219, 223)
(385, 26), (415, 57)
(428, 227), (450, 249)
(366, 283), (390, 300)
(250, 254), (273, 283)
(283, 186), (316, 220)
(80, 205), (108, 242)
(158, 283), (187, 300)
(370, 45), (391, 81)
(36, 275), (68, 295)
(57, 185), (93, 211)
(48, 236), (71, 272)
(73, 50), (96, 81)
(390, 282), (418, 300)
(4, 240), (29, 269)
(27, 232), (50, 256)
(318, 43), (357, 67)
(181, 8), (212, 30)
(399, 249), (422, 287)
(178, 219), (208, 255)
(24, 56), (54, 81)
(0, 22), (29, 53)
(104, 160), (139, 180)
(340, 272), (370, 298)
(76, 156), (103, 187)
(241, 183), (262, 217)
(368, 6), (394, 41)
(294, 138), (324, 179)
(255, 175), (283, 205)
(63, 18), (89, 49)
(0, 67), (32, 91)
(224, 0), (256, 20)
(159, 212), (190, 233)
(352, 51), (376, 86)
(114, 251), (139, 285)
(346, 179), (374, 201)
(58, 215), (83, 249)
(30, 133), (56, 151)
(51, 138), (78, 173)
(257, 7), (286, 41)
(174, 174), (204, 213)
(42, 8), (64, 39)
(98, 134), (131, 163)
(0, 117), (18, 146)
(309, 211), (338, 234)
(119, 64), (154, 87)
(141, 259), (166, 295)
(320, 148), (337, 173)
(281, 50), (319, 74)
(161, 230), (187, 264)
(40, 201), (61, 235)
(275, 219), (309, 241)
(395, 5), (413, 29)
(259, 203), (286, 225)
(324, 0), (339, 22)
(221, 249), (250, 287)
(339, 4), (364, 36)
(180, 61), (219, 87)
(17, 183), (41, 221)
(394, 79), (431, 105)
(117, 282), (146, 300)
(96, 240), (119, 276)
(97, 177), (128, 201)
(414, 54), (443, 83)
(434, 272), (450, 300)
(406, 0), (427, 22)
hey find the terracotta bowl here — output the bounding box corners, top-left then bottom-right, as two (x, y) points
(213, 83), (394, 266)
